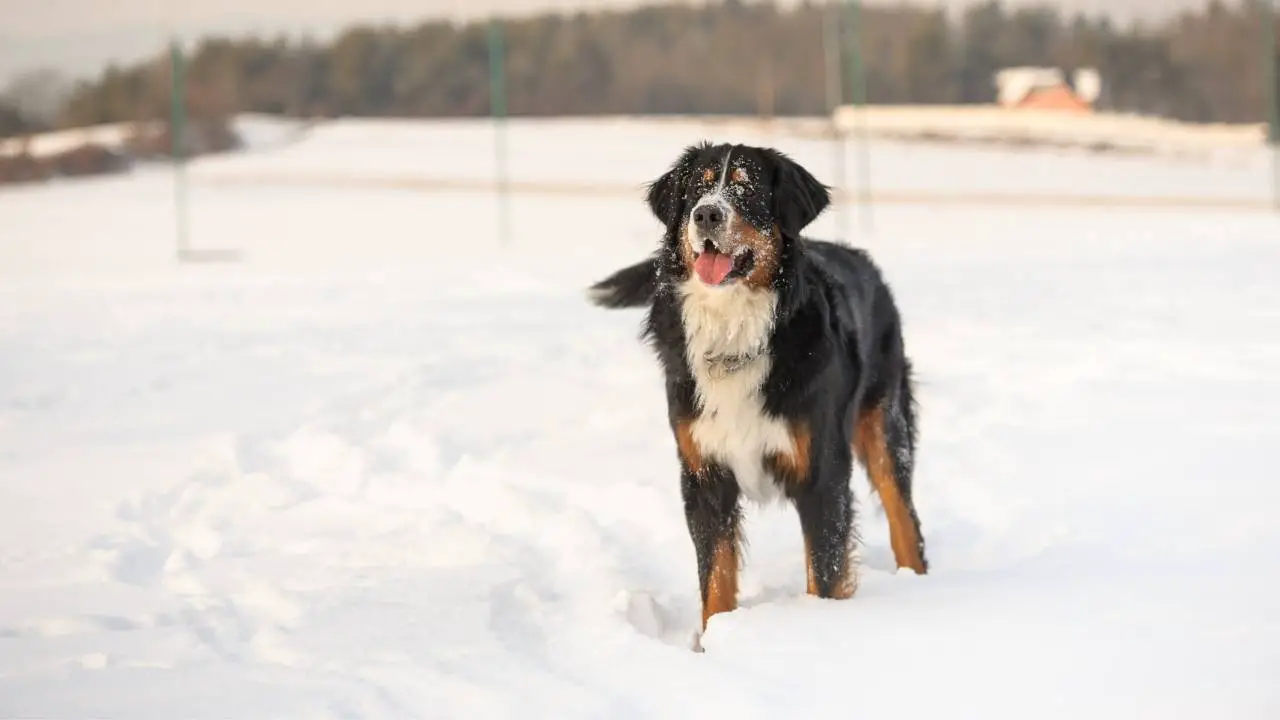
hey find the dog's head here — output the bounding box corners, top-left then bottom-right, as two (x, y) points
(646, 142), (830, 289)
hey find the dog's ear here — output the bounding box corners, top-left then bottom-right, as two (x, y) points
(769, 150), (831, 233)
(646, 143), (707, 227)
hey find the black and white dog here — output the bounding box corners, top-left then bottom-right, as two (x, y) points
(589, 142), (927, 632)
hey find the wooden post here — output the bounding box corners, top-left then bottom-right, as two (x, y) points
(1264, 0), (1279, 210)
(823, 3), (847, 241)
(170, 40), (189, 259)
(489, 18), (511, 246)
(845, 0), (873, 236)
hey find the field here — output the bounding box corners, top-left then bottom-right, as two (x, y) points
(2, 117), (1279, 718)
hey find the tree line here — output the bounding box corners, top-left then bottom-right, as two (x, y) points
(3, 0), (1279, 138)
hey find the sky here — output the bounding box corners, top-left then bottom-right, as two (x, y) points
(0, 0), (1215, 85)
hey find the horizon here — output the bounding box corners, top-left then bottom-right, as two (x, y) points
(1, 0), (1215, 85)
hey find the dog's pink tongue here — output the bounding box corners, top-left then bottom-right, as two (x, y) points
(694, 251), (734, 285)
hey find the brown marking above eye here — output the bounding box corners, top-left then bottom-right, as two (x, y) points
(731, 167), (749, 184)
(702, 167), (716, 183)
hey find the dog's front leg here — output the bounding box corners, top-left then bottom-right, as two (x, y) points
(674, 419), (743, 632)
(681, 464), (742, 633)
(674, 419), (743, 631)
(795, 449), (859, 601)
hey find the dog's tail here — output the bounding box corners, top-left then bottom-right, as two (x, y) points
(587, 255), (658, 309)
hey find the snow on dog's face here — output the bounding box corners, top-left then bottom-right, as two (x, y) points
(645, 142), (831, 289)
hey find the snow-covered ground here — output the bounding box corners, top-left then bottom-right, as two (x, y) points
(0, 114), (309, 158)
(2, 118), (1279, 719)
(830, 105), (1268, 158)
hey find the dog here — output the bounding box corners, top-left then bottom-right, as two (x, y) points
(588, 141), (927, 634)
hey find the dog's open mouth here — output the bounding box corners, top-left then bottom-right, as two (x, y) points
(693, 243), (755, 285)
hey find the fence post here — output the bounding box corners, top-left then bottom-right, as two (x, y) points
(489, 19), (511, 247)
(823, 3), (847, 241)
(1264, 0), (1279, 211)
(170, 40), (189, 259)
(845, 0), (873, 236)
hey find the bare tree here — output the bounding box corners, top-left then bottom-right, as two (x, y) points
(2, 68), (71, 128)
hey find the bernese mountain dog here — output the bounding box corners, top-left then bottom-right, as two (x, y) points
(588, 141), (927, 635)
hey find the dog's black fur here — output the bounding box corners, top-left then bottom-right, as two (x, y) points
(589, 142), (926, 632)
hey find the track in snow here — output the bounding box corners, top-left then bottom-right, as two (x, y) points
(2, 119), (1279, 718)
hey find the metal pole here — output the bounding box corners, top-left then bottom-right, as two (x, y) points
(1264, 0), (1279, 211)
(823, 2), (847, 241)
(845, 0), (874, 236)
(488, 19), (511, 247)
(170, 40), (189, 259)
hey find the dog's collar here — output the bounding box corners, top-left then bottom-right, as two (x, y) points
(703, 346), (764, 376)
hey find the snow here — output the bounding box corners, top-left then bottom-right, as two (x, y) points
(831, 105), (1268, 159)
(2, 117), (1280, 719)
(0, 114), (308, 158)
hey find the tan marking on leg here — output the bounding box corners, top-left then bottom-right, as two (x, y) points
(854, 407), (926, 574)
(675, 418), (703, 476)
(804, 535), (819, 596)
(702, 536), (739, 629)
(802, 521), (856, 599)
(769, 421), (812, 489)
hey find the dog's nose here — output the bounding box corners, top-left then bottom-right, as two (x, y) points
(692, 204), (724, 234)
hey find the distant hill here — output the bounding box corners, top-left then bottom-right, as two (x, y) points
(2, 0), (1272, 142)
(3, 0), (1214, 84)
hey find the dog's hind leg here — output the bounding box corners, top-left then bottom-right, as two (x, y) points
(854, 363), (927, 574)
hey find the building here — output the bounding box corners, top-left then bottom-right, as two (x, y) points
(994, 67), (1102, 112)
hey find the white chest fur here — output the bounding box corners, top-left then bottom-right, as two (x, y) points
(679, 278), (793, 504)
